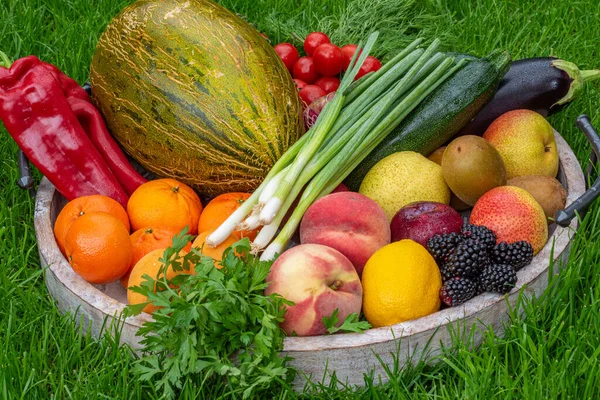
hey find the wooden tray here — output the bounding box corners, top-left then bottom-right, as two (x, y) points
(34, 131), (585, 388)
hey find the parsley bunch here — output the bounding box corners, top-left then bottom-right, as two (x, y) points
(127, 231), (293, 399)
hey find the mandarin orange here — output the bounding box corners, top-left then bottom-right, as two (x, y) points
(64, 212), (132, 284)
(127, 248), (192, 314)
(119, 227), (192, 288)
(54, 195), (130, 256)
(198, 192), (258, 240)
(192, 231), (239, 268)
(127, 178), (202, 234)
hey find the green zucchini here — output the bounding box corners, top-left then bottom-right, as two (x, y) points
(344, 50), (511, 191)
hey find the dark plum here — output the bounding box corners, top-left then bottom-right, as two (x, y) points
(390, 201), (463, 247)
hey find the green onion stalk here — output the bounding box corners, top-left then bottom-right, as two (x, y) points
(257, 33), (380, 225)
(209, 34), (466, 255)
(251, 40), (444, 251)
(260, 56), (468, 260)
(206, 33), (378, 247)
(205, 134), (304, 247)
(247, 47), (432, 247)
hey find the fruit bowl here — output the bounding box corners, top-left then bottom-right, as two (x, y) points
(33, 130), (586, 388)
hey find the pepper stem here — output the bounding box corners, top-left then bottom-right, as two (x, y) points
(0, 51), (12, 68)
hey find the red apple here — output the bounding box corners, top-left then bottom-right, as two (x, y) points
(390, 201), (463, 246)
(264, 244), (362, 336)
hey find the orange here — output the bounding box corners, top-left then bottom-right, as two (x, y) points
(192, 231), (239, 268)
(198, 192), (258, 240)
(119, 227), (193, 288)
(127, 178), (203, 235)
(54, 195), (130, 256)
(127, 248), (192, 314)
(64, 212), (133, 284)
(361, 240), (441, 328)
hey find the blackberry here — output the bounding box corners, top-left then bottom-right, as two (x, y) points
(491, 241), (534, 271)
(461, 224), (496, 251)
(440, 277), (477, 307)
(426, 232), (463, 264)
(444, 238), (488, 279)
(478, 263), (517, 294)
(439, 263), (456, 283)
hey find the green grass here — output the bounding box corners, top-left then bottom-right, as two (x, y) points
(2, 0), (600, 398)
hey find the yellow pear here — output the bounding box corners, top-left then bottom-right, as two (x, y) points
(359, 151), (450, 221)
(483, 109), (558, 179)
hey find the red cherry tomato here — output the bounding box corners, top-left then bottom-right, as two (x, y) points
(298, 85), (326, 106)
(315, 76), (340, 93)
(355, 56), (382, 80)
(292, 56), (320, 84)
(274, 43), (299, 73)
(340, 44), (360, 71)
(293, 78), (307, 91)
(312, 43), (343, 77)
(303, 32), (330, 57)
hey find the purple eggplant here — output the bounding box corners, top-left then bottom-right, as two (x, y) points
(460, 57), (600, 135)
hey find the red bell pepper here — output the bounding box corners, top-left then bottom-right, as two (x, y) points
(69, 97), (147, 195)
(40, 61), (92, 104)
(0, 55), (129, 206)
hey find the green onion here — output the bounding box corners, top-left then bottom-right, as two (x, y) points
(344, 37), (424, 104)
(260, 58), (467, 259)
(206, 34), (377, 247)
(209, 33), (466, 256)
(258, 33), (380, 225)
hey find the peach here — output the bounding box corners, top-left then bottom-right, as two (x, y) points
(470, 186), (548, 254)
(264, 244), (362, 336)
(300, 192), (391, 277)
(281, 182), (348, 226)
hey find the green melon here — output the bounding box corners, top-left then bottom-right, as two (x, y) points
(90, 0), (304, 195)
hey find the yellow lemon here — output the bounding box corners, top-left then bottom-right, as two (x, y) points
(359, 151), (450, 221)
(362, 239), (441, 328)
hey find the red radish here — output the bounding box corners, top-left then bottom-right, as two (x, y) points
(303, 32), (330, 56)
(274, 43), (299, 72)
(303, 92), (334, 129)
(292, 56), (320, 84)
(340, 44), (360, 71)
(299, 85), (326, 107)
(293, 78), (307, 91)
(355, 56), (382, 80)
(313, 43), (343, 77)
(315, 76), (340, 93)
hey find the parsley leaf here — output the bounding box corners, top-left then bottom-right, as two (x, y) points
(126, 228), (294, 398)
(322, 309), (372, 334)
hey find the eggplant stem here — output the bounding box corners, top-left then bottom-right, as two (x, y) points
(580, 69), (600, 83)
(552, 59), (600, 106)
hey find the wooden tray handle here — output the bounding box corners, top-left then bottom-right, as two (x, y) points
(555, 114), (600, 227)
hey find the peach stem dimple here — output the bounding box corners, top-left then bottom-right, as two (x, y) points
(329, 279), (343, 291)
